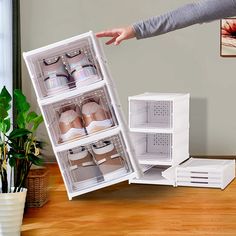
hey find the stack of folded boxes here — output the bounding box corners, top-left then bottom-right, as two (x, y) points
(23, 31), (140, 200)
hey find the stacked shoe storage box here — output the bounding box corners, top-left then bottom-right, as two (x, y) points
(128, 93), (235, 189)
(23, 31), (140, 200)
(129, 93), (190, 186)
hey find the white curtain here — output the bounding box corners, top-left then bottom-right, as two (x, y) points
(0, 0), (12, 93)
(0, 0), (12, 189)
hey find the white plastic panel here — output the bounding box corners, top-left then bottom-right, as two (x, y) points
(23, 33), (103, 100)
(56, 133), (134, 196)
(148, 101), (172, 127)
(130, 166), (174, 186)
(173, 97), (190, 131)
(177, 181), (221, 188)
(131, 131), (189, 165)
(161, 165), (177, 186)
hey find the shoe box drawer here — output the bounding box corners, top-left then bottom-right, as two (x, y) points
(41, 86), (118, 146)
(129, 93), (189, 131)
(56, 133), (134, 194)
(23, 34), (103, 99)
(130, 130), (189, 165)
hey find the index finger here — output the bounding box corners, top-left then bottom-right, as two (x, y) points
(96, 30), (119, 38)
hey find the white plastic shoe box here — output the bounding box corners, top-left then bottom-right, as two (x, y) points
(23, 31), (235, 199)
(23, 31), (141, 200)
(128, 93), (235, 189)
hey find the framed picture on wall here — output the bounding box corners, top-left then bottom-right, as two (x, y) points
(221, 18), (236, 57)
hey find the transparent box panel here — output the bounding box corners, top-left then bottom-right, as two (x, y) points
(57, 133), (133, 193)
(25, 36), (103, 99)
(42, 86), (118, 146)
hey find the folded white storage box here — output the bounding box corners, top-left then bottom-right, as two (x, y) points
(132, 158), (235, 189)
(163, 158), (235, 189)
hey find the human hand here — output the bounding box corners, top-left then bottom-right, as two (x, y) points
(96, 26), (136, 45)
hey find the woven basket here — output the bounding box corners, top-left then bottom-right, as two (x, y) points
(26, 168), (49, 207)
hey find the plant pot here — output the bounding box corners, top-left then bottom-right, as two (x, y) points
(0, 188), (27, 236)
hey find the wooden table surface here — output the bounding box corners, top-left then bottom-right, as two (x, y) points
(22, 164), (236, 236)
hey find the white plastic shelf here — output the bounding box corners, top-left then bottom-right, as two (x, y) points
(53, 126), (121, 153)
(39, 80), (106, 106)
(130, 130), (189, 166)
(129, 93), (189, 132)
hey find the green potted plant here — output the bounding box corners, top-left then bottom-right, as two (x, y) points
(0, 86), (43, 235)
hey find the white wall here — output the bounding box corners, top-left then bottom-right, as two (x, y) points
(21, 0), (236, 156)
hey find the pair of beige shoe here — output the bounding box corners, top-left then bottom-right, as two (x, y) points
(59, 100), (113, 143)
(68, 141), (127, 189)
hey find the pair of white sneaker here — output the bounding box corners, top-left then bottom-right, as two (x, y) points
(42, 51), (100, 96)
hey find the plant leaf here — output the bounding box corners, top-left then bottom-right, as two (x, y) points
(0, 118), (11, 133)
(0, 107), (8, 122)
(8, 156), (16, 167)
(0, 120), (6, 133)
(0, 86), (12, 104)
(16, 112), (26, 128)
(3, 118), (11, 133)
(28, 154), (43, 166)
(8, 128), (31, 139)
(13, 89), (30, 113)
(31, 115), (43, 131)
(26, 111), (38, 123)
(0, 97), (11, 112)
(13, 153), (25, 159)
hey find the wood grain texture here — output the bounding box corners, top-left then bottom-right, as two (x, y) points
(22, 163), (236, 236)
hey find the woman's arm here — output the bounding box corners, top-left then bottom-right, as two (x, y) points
(133, 0), (236, 39)
(96, 0), (236, 45)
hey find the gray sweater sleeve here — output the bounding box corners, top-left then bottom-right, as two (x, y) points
(133, 0), (236, 39)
